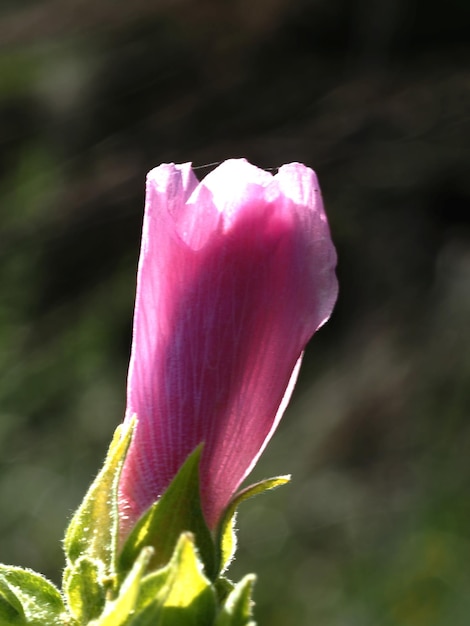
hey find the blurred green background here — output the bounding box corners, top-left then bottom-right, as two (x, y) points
(1, 1), (469, 624)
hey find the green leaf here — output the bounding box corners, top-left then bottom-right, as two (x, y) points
(216, 476), (290, 574)
(0, 565), (66, 626)
(63, 419), (135, 623)
(213, 577), (235, 605)
(89, 547), (154, 626)
(0, 574), (26, 624)
(63, 418), (135, 575)
(130, 533), (217, 626)
(131, 564), (170, 614)
(214, 574), (256, 626)
(119, 446), (216, 580)
(63, 557), (107, 623)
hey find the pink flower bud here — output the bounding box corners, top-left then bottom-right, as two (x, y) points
(118, 159), (338, 535)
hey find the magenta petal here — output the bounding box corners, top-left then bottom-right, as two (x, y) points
(118, 159), (338, 534)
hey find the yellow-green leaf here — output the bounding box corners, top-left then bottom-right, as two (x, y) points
(119, 446), (216, 580)
(130, 533), (216, 626)
(216, 476), (290, 574)
(90, 547), (153, 626)
(64, 419), (135, 572)
(0, 565), (66, 626)
(214, 574), (256, 626)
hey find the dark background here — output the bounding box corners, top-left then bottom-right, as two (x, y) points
(1, 1), (469, 624)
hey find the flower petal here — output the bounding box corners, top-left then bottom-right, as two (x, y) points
(118, 159), (338, 533)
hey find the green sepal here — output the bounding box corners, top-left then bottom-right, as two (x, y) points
(214, 577), (235, 605)
(63, 419), (135, 623)
(214, 574), (256, 626)
(89, 547), (154, 626)
(63, 419), (135, 574)
(129, 533), (217, 626)
(0, 565), (66, 626)
(63, 557), (107, 624)
(216, 476), (290, 574)
(118, 445), (216, 580)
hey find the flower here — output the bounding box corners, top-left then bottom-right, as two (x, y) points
(118, 159), (338, 535)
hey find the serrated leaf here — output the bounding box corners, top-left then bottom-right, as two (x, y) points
(214, 574), (256, 626)
(119, 446), (216, 580)
(129, 533), (216, 626)
(216, 476), (290, 574)
(0, 565), (66, 626)
(89, 547), (153, 626)
(63, 557), (107, 623)
(64, 419), (135, 575)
